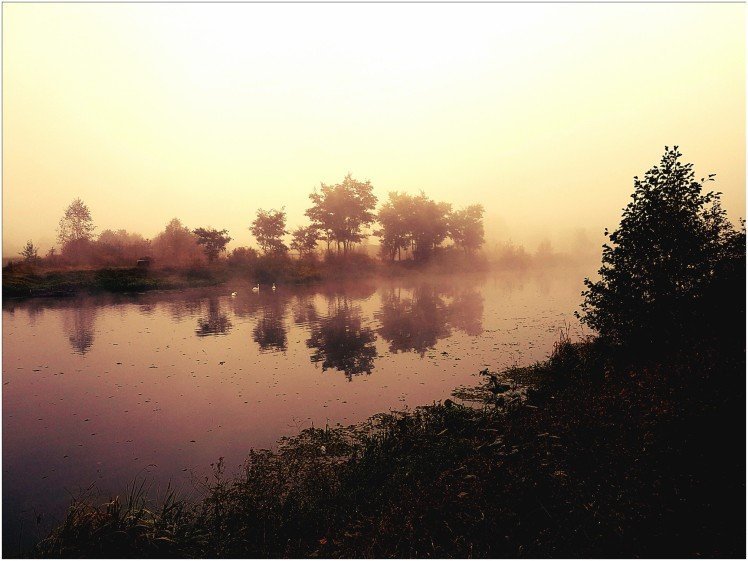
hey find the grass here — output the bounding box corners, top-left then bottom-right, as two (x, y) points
(2, 267), (224, 299)
(32, 333), (745, 558)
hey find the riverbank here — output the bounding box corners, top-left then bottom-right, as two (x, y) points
(34, 335), (744, 558)
(2, 253), (498, 299)
(1, 267), (225, 299)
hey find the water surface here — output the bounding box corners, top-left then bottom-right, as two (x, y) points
(3, 270), (586, 551)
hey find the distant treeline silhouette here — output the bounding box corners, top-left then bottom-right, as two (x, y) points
(10, 174), (493, 272)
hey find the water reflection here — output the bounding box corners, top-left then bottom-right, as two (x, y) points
(377, 286), (450, 356)
(291, 294), (318, 326)
(6, 277), (484, 363)
(307, 296), (377, 379)
(195, 298), (233, 337)
(166, 298), (203, 322)
(253, 299), (288, 352)
(376, 284), (484, 356)
(60, 305), (97, 355)
(448, 289), (484, 336)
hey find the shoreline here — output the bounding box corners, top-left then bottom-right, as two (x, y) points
(28, 336), (745, 558)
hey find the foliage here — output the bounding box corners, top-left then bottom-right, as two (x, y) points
(305, 174), (377, 254)
(57, 198), (95, 248)
(193, 227), (232, 262)
(375, 192), (415, 261)
(578, 147), (745, 350)
(409, 192), (452, 261)
(290, 225), (320, 257)
(151, 219), (206, 268)
(226, 246), (259, 270)
(250, 208), (289, 255)
(449, 204), (485, 254)
(374, 191), (460, 261)
(95, 229), (151, 266)
(20, 240), (40, 263)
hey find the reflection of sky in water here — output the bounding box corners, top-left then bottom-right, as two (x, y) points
(2, 271), (587, 552)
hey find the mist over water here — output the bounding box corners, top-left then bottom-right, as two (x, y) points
(3, 270), (586, 550)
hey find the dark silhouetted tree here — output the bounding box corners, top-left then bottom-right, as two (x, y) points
(20, 240), (40, 263)
(290, 225), (320, 257)
(305, 174), (377, 254)
(193, 227), (232, 262)
(250, 208), (288, 255)
(449, 204), (485, 254)
(578, 146), (745, 350)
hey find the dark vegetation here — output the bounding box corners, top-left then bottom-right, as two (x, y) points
(25, 148), (748, 556)
(2, 267), (222, 299)
(4, 175), (495, 299)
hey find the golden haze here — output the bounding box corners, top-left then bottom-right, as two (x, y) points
(3, 3), (745, 256)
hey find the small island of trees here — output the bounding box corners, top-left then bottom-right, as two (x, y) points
(5, 174), (491, 294)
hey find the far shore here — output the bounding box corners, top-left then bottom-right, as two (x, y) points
(2, 254), (594, 300)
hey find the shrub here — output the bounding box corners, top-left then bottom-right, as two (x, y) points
(578, 147), (745, 352)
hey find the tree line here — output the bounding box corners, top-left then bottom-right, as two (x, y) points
(15, 174), (485, 269)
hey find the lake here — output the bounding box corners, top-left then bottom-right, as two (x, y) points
(2, 270), (588, 552)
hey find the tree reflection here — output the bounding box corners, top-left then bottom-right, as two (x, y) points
(60, 304), (97, 355)
(253, 299), (288, 352)
(306, 296), (377, 379)
(376, 286), (451, 356)
(291, 294), (318, 326)
(195, 298), (233, 337)
(166, 298), (203, 321)
(448, 289), (484, 336)
(376, 284), (484, 355)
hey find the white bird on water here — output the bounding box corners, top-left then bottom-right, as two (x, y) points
(272, 283), (277, 291)
(252, 284), (260, 293)
(231, 291), (237, 297)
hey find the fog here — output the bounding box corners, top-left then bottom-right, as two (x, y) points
(3, 3), (744, 260)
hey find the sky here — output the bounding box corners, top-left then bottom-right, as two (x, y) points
(2, 3), (745, 257)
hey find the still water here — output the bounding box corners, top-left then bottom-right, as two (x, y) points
(3, 271), (587, 549)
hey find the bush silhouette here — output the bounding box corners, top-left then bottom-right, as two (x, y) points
(578, 147), (745, 352)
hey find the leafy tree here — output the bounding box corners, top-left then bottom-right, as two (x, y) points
(375, 192), (414, 261)
(449, 204), (485, 254)
(57, 198), (95, 247)
(578, 147), (745, 350)
(95, 229), (151, 266)
(290, 225), (320, 257)
(151, 218), (205, 267)
(227, 246), (259, 269)
(57, 199), (96, 263)
(20, 240), (40, 263)
(193, 227), (232, 262)
(305, 174), (377, 254)
(375, 192), (454, 261)
(250, 209), (288, 255)
(409, 192), (451, 261)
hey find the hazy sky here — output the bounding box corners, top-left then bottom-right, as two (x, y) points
(3, 3), (745, 256)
